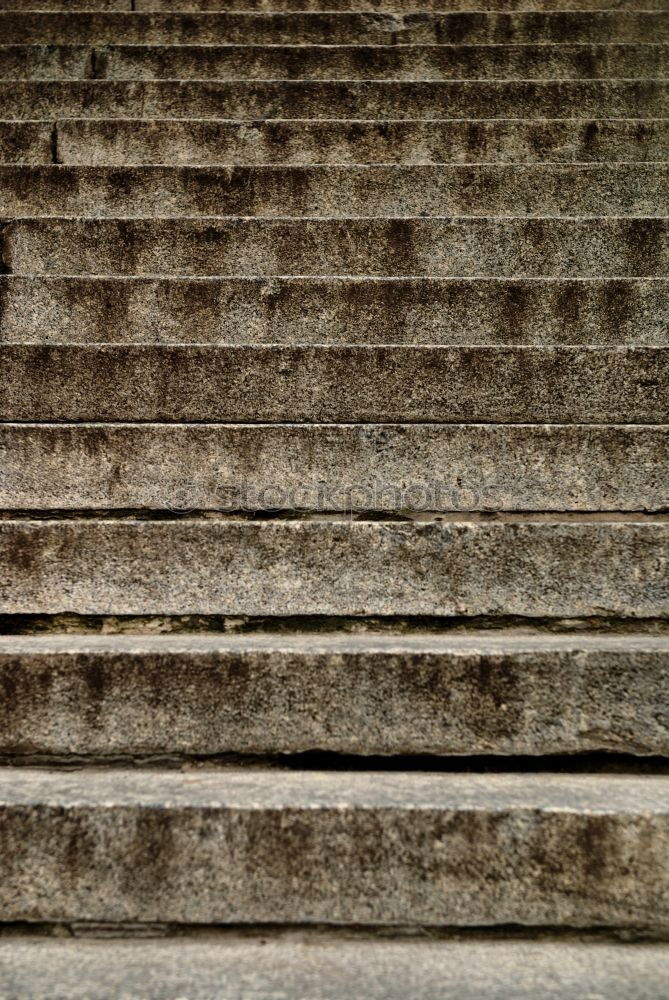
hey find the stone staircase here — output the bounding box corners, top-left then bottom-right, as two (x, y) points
(0, 0), (668, 996)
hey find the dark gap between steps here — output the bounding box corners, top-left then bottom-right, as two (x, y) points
(0, 751), (667, 774)
(1, 509), (667, 522)
(2, 613), (668, 636)
(0, 922), (665, 944)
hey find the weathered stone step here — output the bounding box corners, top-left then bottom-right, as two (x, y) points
(2, 345), (667, 423)
(2, 80), (666, 120)
(2, 516), (668, 617)
(4, 217), (666, 277)
(0, 767), (667, 925)
(1, 936), (668, 1000)
(33, 118), (669, 166)
(4, 11), (667, 45)
(2, 164), (667, 218)
(1, 631), (668, 756)
(132, 0), (669, 9)
(3, 422), (668, 513)
(4, 43), (666, 81)
(3, 276), (667, 344)
(0, 0), (126, 8)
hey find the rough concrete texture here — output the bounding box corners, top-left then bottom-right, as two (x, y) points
(2, 276), (668, 344)
(1, 345), (667, 423)
(1, 631), (667, 756)
(0, 45), (92, 81)
(4, 43), (660, 82)
(1, 422), (668, 513)
(3, 12), (667, 45)
(0, 768), (667, 925)
(4, 217), (666, 277)
(0, 120), (50, 164)
(51, 118), (669, 166)
(1, 518), (667, 617)
(2, 936), (669, 1000)
(3, 164), (666, 218)
(1, 80), (667, 120)
(131, 0), (669, 8)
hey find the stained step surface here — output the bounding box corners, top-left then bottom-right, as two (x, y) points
(1, 631), (667, 757)
(2, 276), (668, 345)
(3, 80), (667, 119)
(2, 516), (668, 617)
(3, 217), (666, 276)
(2, 422), (667, 512)
(0, 767), (667, 925)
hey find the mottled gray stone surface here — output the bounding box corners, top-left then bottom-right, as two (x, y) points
(1, 936), (669, 1000)
(52, 118), (669, 166)
(0, 45), (91, 81)
(0, 121), (51, 163)
(3, 11), (666, 45)
(1, 518), (667, 617)
(1, 631), (667, 756)
(4, 217), (665, 277)
(2, 275), (668, 344)
(132, 0), (669, 8)
(1, 345), (667, 423)
(2, 422), (668, 512)
(1, 80), (666, 120)
(2, 164), (666, 217)
(27, 43), (663, 82)
(0, 768), (667, 925)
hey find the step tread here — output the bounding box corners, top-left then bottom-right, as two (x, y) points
(1, 936), (668, 1000)
(1, 765), (667, 809)
(1, 628), (666, 757)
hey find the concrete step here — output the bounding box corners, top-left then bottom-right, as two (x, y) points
(0, 120), (50, 163)
(3, 422), (668, 513)
(4, 43), (666, 81)
(2, 164), (667, 218)
(1, 935), (668, 1000)
(3, 11), (667, 45)
(0, 767), (667, 924)
(3, 276), (667, 344)
(1, 516), (667, 616)
(2, 345), (667, 423)
(3, 217), (666, 277)
(129, 0), (669, 9)
(2, 80), (666, 120)
(0, 0), (127, 8)
(1, 630), (667, 756)
(30, 118), (669, 166)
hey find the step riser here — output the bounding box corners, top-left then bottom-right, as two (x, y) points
(2, 635), (667, 756)
(3, 276), (667, 345)
(3, 44), (666, 81)
(2, 520), (667, 617)
(12, 119), (665, 167)
(3, 12), (667, 45)
(2, 81), (667, 120)
(0, 769), (666, 925)
(4, 165), (666, 219)
(2, 424), (668, 513)
(2, 346), (667, 424)
(4, 218), (666, 277)
(128, 0), (669, 9)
